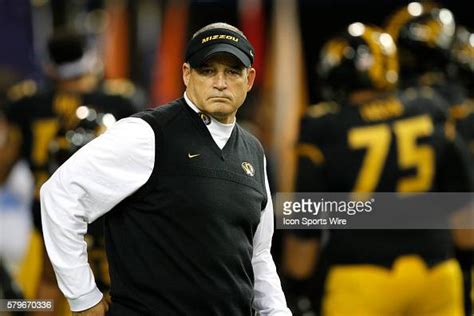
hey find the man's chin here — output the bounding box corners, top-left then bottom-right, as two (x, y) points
(208, 103), (233, 113)
(209, 109), (236, 123)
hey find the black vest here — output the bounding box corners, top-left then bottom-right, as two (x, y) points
(105, 98), (267, 316)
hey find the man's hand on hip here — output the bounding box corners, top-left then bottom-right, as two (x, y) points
(72, 298), (109, 316)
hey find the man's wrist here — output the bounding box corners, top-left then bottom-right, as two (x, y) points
(68, 287), (103, 312)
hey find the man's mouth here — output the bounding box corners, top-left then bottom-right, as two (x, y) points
(209, 96), (230, 100)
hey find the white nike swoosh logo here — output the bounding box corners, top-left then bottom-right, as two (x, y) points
(188, 153), (200, 159)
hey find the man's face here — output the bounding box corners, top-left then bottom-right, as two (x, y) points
(183, 53), (256, 124)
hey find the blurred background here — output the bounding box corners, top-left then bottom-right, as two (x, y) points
(1, 0), (473, 182)
(0, 0), (473, 315)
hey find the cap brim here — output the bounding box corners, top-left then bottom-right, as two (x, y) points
(188, 43), (251, 68)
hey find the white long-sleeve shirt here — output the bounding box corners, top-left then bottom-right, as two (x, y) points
(40, 93), (291, 315)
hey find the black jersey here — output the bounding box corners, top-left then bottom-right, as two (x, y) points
(295, 91), (472, 266)
(406, 78), (474, 161)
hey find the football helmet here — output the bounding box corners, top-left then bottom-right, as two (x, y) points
(449, 26), (474, 91)
(386, 2), (456, 78)
(318, 23), (398, 101)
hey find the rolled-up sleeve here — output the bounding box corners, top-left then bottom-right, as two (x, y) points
(40, 117), (155, 312)
(252, 156), (292, 316)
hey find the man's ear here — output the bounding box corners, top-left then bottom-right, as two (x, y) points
(246, 67), (256, 92)
(182, 63), (191, 87)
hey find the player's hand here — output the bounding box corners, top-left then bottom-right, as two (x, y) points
(72, 298), (109, 316)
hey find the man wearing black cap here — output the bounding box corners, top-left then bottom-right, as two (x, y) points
(40, 23), (291, 316)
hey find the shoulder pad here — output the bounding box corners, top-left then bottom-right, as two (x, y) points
(305, 101), (339, 118)
(102, 79), (136, 97)
(6, 80), (38, 102)
(401, 86), (449, 118)
(402, 86), (440, 101)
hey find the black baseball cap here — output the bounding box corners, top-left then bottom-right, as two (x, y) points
(185, 28), (255, 68)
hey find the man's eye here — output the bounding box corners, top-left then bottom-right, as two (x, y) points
(227, 69), (241, 75)
(197, 68), (213, 75)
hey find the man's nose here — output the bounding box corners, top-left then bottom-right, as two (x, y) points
(213, 72), (227, 90)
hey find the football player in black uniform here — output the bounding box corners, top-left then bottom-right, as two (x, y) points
(4, 30), (141, 314)
(283, 23), (472, 316)
(386, 5), (474, 314)
(449, 26), (474, 160)
(385, 2), (474, 153)
(448, 25), (474, 316)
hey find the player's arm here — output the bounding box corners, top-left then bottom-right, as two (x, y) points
(40, 117), (155, 313)
(283, 112), (328, 273)
(281, 115), (327, 313)
(251, 156), (292, 316)
(437, 133), (474, 192)
(281, 114), (328, 314)
(282, 142), (325, 277)
(280, 145), (324, 313)
(447, 138), (474, 248)
(436, 126), (474, 248)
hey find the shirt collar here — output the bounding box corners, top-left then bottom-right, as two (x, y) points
(183, 92), (235, 149)
(183, 92), (236, 127)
